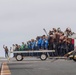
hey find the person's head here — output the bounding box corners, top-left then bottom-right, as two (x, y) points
(53, 28), (56, 32)
(6, 46), (8, 48)
(66, 27), (71, 32)
(42, 35), (45, 39)
(27, 41), (30, 44)
(15, 44), (18, 47)
(31, 39), (34, 42)
(29, 40), (31, 43)
(36, 36), (40, 40)
(60, 32), (64, 36)
(13, 44), (15, 46)
(22, 42), (24, 45)
(49, 31), (53, 35)
(35, 40), (37, 42)
(57, 27), (61, 32)
(67, 27), (71, 31)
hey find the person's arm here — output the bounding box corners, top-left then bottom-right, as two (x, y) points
(3, 45), (5, 49)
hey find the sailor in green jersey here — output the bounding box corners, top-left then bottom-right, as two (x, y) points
(20, 42), (26, 50)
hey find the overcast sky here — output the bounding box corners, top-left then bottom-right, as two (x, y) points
(0, 0), (76, 57)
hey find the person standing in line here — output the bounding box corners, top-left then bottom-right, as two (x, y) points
(27, 41), (32, 50)
(3, 45), (9, 58)
(12, 44), (16, 51)
(21, 42), (26, 50)
(36, 36), (41, 50)
(31, 39), (36, 50)
(45, 36), (49, 50)
(41, 35), (46, 49)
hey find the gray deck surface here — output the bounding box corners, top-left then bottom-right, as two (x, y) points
(6, 58), (76, 75)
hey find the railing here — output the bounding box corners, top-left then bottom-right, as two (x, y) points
(11, 50), (55, 53)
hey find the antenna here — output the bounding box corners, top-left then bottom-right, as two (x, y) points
(43, 28), (48, 36)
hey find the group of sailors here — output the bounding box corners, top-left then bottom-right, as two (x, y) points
(3, 27), (75, 58)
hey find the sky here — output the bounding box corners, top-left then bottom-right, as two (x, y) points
(0, 0), (76, 57)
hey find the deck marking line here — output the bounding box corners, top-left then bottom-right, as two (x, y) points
(1, 62), (11, 75)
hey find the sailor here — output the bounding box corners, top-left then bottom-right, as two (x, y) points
(3, 45), (9, 58)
